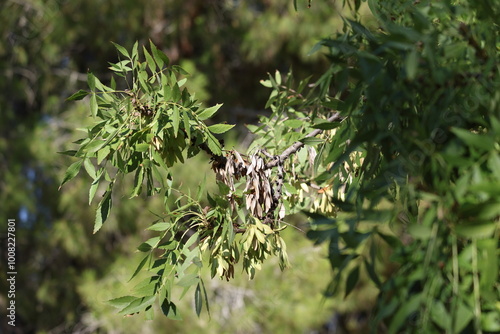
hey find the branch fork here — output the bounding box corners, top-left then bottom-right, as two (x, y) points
(209, 113), (341, 227)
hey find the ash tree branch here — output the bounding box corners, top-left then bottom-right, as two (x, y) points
(265, 113), (341, 169)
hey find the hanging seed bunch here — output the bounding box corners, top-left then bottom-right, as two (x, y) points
(211, 149), (285, 223)
(244, 152), (273, 219)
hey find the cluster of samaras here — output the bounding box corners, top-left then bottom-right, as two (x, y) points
(212, 149), (284, 221)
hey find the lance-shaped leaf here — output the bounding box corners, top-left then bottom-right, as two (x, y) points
(94, 188), (112, 233)
(197, 104), (222, 121)
(208, 123), (235, 134)
(111, 41), (130, 59)
(66, 90), (90, 101)
(59, 160), (83, 189)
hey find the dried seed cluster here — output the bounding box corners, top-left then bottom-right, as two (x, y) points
(244, 153), (273, 219)
(212, 150), (283, 221)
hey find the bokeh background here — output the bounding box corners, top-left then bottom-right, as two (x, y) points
(0, 1), (375, 333)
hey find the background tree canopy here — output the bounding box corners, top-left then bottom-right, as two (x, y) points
(1, 0), (499, 333)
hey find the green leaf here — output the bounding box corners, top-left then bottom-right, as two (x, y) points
(344, 266), (360, 298)
(152, 150), (169, 172)
(129, 253), (151, 281)
(87, 72), (96, 91)
(481, 311), (500, 332)
(131, 41), (138, 61)
(83, 158), (96, 179)
(430, 301), (451, 330)
(408, 224), (433, 240)
(260, 79), (272, 88)
(477, 239), (498, 293)
(363, 258), (381, 287)
(451, 128), (495, 151)
(388, 294), (423, 333)
(59, 160), (83, 189)
(274, 70), (282, 85)
(454, 301), (474, 332)
(177, 250), (198, 274)
(171, 65), (189, 75)
(172, 106), (180, 137)
(147, 222), (171, 231)
(176, 273), (199, 287)
(283, 119), (303, 128)
(163, 84), (171, 100)
(150, 40), (169, 68)
(119, 295), (156, 315)
(177, 78), (187, 87)
(145, 307), (154, 320)
(172, 83), (181, 102)
(200, 278), (210, 316)
(137, 236), (161, 252)
(109, 60), (132, 73)
(133, 277), (159, 296)
(182, 232), (199, 250)
(301, 137), (324, 146)
(108, 296), (136, 309)
(90, 94), (98, 118)
(405, 49), (419, 80)
(377, 231), (400, 248)
(194, 283), (202, 316)
(207, 123), (235, 134)
(88, 178), (99, 205)
(67, 90), (90, 101)
(206, 133), (222, 155)
(143, 46), (156, 73)
(111, 42), (130, 59)
(130, 166), (144, 198)
(182, 110), (191, 139)
(161, 300), (182, 320)
(135, 143), (150, 152)
(94, 189), (112, 234)
(197, 104), (222, 121)
(454, 222), (497, 239)
(97, 145), (111, 164)
(312, 121), (340, 130)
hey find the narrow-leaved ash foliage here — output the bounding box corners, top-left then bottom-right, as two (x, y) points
(62, 41), (339, 320)
(62, 0), (499, 331)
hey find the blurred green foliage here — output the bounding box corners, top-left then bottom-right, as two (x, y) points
(1, 0), (499, 333)
(0, 0), (351, 333)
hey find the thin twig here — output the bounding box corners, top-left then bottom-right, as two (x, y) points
(265, 113), (341, 169)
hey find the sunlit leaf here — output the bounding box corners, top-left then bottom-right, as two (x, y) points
(129, 254), (151, 282)
(111, 42), (130, 59)
(197, 104), (222, 121)
(87, 72), (96, 91)
(143, 46), (156, 73)
(150, 40), (169, 68)
(59, 160), (83, 189)
(176, 273), (199, 287)
(207, 123), (235, 134)
(66, 90), (89, 101)
(172, 106), (180, 137)
(108, 296), (136, 309)
(119, 295), (156, 315)
(301, 137), (324, 146)
(90, 94), (98, 117)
